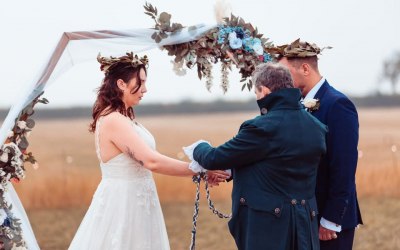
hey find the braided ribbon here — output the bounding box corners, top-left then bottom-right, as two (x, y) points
(189, 173), (232, 250)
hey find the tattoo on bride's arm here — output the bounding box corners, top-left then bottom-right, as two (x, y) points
(126, 146), (144, 166)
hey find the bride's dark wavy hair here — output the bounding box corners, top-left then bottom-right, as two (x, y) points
(89, 62), (147, 132)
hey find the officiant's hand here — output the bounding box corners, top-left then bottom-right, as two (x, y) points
(319, 225), (338, 241)
(207, 170), (231, 187)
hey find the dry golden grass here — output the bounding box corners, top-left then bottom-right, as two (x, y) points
(8, 108), (400, 249)
(27, 198), (400, 250)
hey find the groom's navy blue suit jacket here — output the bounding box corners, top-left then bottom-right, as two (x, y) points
(194, 89), (327, 250)
(312, 81), (363, 230)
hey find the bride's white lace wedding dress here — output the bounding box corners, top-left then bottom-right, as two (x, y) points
(69, 118), (170, 250)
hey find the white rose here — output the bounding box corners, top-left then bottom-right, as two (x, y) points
(0, 153), (8, 163)
(228, 32), (237, 41)
(17, 121), (27, 130)
(229, 38), (243, 50)
(303, 99), (318, 108)
(0, 208), (7, 225)
(252, 43), (264, 55)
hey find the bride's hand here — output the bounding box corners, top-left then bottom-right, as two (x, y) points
(207, 170), (231, 187)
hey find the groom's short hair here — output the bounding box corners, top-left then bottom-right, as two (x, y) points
(252, 62), (294, 92)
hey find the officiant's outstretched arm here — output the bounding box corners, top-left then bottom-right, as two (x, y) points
(189, 62), (328, 250)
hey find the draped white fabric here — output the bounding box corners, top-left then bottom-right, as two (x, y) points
(0, 24), (216, 145)
(0, 23), (215, 249)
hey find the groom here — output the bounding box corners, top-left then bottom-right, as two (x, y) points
(278, 39), (363, 250)
(189, 62), (327, 250)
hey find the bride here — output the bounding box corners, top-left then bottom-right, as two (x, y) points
(68, 52), (229, 250)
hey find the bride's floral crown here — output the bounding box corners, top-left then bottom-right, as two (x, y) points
(97, 52), (149, 75)
(273, 38), (332, 58)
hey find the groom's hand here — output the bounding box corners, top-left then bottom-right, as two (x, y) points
(319, 225), (338, 241)
(207, 170), (231, 187)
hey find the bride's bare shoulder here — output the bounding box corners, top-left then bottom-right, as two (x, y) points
(101, 112), (132, 126)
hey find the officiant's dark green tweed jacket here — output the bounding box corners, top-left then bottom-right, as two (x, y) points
(194, 88), (327, 250)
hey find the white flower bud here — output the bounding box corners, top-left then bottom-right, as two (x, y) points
(17, 121), (27, 130)
(303, 99), (318, 108)
(0, 153), (8, 163)
(11, 243), (28, 250)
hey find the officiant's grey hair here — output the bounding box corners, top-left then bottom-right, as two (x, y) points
(252, 62), (294, 92)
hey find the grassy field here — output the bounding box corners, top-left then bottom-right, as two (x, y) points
(27, 198), (400, 250)
(10, 108), (400, 249)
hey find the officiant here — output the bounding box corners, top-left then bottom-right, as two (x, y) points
(187, 62), (328, 250)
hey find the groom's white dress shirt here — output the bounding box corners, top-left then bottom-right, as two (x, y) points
(304, 77), (342, 233)
(303, 77), (325, 101)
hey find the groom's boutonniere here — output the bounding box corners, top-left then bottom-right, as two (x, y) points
(303, 98), (320, 112)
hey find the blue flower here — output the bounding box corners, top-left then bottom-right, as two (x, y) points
(235, 27), (245, 39)
(228, 32), (237, 41)
(2, 217), (11, 227)
(253, 38), (262, 45)
(229, 38), (243, 49)
(242, 37), (254, 52)
(263, 53), (272, 62)
(253, 43), (264, 55)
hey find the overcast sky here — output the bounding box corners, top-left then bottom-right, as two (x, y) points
(0, 0), (399, 108)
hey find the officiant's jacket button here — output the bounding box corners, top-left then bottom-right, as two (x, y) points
(239, 198), (246, 204)
(274, 208), (280, 214)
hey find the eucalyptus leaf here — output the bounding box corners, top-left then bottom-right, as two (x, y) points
(160, 32), (168, 39)
(19, 137), (29, 150)
(197, 64), (203, 80)
(25, 119), (35, 129)
(247, 82), (252, 91)
(25, 107), (34, 115)
(180, 48), (189, 57)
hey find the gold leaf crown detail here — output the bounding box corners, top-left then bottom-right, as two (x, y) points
(97, 52), (149, 74)
(273, 38), (332, 58)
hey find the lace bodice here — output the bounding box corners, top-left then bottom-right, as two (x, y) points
(95, 117), (155, 180)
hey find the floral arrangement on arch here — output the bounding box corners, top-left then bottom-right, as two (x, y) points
(144, 3), (276, 93)
(0, 93), (48, 249)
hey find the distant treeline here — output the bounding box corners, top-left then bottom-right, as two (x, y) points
(0, 95), (399, 120)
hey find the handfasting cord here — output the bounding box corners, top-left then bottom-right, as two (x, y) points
(189, 173), (202, 250)
(203, 174), (232, 219)
(189, 172), (232, 250)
